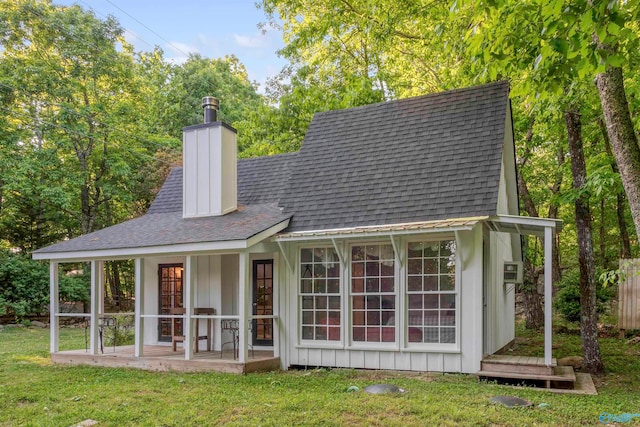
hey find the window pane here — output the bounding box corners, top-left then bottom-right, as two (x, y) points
(441, 328), (455, 343)
(302, 326), (313, 339)
(424, 276), (438, 291)
(424, 258), (438, 274)
(353, 296), (365, 309)
(301, 264), (313, 278)
(408, 258), (422, 275)
(302, 296), (313, 309)
(329, 296), (341, 309)
(352, 278), (364, 293)
(327, 263), (340, 278)
(365, 245), (379, 260)
(365, 261), (380, 277)
(424, 243), (439, 257)
(425, 310), (439, 325)
(301, 279), (313, 293)
(352, 246), (364, 261)
(440, 274), (455, 291)
(408, 310), (422, 325)
(367, 327), (381, 342)
(302, 311), (313, 325)
(409, 294), (422, 309)
(301, 249), (313, 262)
(424, 294), (439, 309)
(381, 277), (394, 292)
(353, 327), (365, 341)
(353, 310), (365, 326)
(381, 295), (395, 310)
(366, 295), (380, 309)
(365, 278), (379, 293)
(313, 248), (326, 262)
(327, 247), (339, 263)
(366, 311), (380, 325)
(424, 328), (439, 343)
(327, 279), (340, 293)
(315, 296), (327, 309)
(314, 264), (326, 278)
(380, 245), (394, 261)
(441, 294), (455, 308)
(408, 242), (423, 258)
(408, 276), (422, 291)
(352, 262), (364, 278)
(314, 279), (326, 294)
(381, 327), (395, 342)
(441, 310), (455, 326)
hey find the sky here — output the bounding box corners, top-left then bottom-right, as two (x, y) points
(55, 0), (288, 93)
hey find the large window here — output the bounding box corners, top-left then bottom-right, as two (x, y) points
(351, 244), (395, 343)
(300, 248), (341, 341)
(407, 240), (456, 344)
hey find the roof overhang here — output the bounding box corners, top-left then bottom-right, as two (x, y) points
(32, 218), (290, 262)
(274, 217), (487, 242)
(488, 214), (563, 238)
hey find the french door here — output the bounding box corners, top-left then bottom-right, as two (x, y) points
(158, 263), (183, 342)
(253, 259), (274, 346)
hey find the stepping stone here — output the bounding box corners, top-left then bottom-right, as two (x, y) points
(490, 395), (532, 407)
(363, 384), (406, 394)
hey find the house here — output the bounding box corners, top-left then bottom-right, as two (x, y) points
(33, 82), (561, 375)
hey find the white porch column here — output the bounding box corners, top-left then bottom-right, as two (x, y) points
(97, 261), (105, 316)
(272, 253), (280, 359)
(134, 258), (145, 357)
(544, 226), (553, 366)
(184, 255), (196, 360)
(89, 261), (100, 355)
(238, 251), (250, 363)
(49, 261), (59, 353)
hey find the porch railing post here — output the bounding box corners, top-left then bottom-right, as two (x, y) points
(89, 260), (100, 355)
(238, 251), (250, 363)
(544, 226), (553, 366)
(134, 258), (145, 357)
(49, 261), (59, 353)
(184, 255), (196, 360)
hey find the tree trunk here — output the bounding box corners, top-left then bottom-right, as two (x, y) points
(515, 122), (545, 328)
(521, 238), (544, 329)
(599, 117), (632, 258)
(595, 64), (640, 247)
(565, 108), (605, 375)
(599, 199), (606, 266)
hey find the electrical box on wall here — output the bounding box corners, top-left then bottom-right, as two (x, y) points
(503, 261), (523, 284)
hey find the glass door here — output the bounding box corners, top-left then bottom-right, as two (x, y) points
(158, 263), (183, 342)
(253, 260), (274, 346)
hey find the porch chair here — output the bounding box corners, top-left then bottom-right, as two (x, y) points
(220, 319), (254, 360)
(171, 307), (216, 352)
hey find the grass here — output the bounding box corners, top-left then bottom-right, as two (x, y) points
(1, 324), (640, 426)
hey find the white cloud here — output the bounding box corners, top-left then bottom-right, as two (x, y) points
(233, 33), (266, 48)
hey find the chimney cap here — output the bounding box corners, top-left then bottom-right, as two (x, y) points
(202, 96), (220, 110)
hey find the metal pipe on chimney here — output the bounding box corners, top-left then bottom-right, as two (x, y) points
(202, 96), (220, 123)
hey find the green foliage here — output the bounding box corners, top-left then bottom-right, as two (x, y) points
(0, 250), (89, 319)
(555, 268), (613, 323)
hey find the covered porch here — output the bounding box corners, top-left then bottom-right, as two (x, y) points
(51, 345), (280, 374)
(37, 226), (288, 373)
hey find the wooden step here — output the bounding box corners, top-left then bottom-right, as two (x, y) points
(481, 355), (555, 376)
(477, 365), (576, 390)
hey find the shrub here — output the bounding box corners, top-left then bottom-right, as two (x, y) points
(555, 268), (613, 323)
(0, 251), (89, 319)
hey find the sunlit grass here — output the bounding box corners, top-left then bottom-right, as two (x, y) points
(1, 324), (639, 426)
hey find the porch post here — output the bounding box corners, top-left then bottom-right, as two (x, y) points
(89, 260), (100, 355)
(97, 261), (104, 316)
(134, 258), (145, 357)
(272, 253), (280, 359)
(49, 261), (59, 353)
(238, 251), (250, 363)
(184, 255), (196, 360)
(544, 226), (553, 366)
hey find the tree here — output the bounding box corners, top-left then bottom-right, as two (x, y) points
(565, 106), (604, 374)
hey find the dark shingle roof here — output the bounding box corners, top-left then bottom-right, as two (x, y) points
(147, 152), (298, 214)
(279, 81), (510, 231)
(34, 204), (289, 254)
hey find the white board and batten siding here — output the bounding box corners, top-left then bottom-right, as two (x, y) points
(281, 226), (485, 374)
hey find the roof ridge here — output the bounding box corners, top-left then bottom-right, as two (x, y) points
(312, 80), (509, 117)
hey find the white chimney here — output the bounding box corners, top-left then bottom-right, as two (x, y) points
(182, 97), (237, 218)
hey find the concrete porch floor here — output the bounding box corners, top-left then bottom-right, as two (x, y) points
(51, 345), (280, 374)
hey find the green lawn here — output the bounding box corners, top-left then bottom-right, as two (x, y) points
(1, 324), (639, 426)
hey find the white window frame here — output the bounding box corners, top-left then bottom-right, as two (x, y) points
(297, 245), (343, 346)
(348, 241), (398, 349)
(404, 237), (460, 351)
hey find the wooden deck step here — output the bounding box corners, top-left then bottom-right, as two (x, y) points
(477, 365), (575, 383)
(481, 355), (556, 376)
